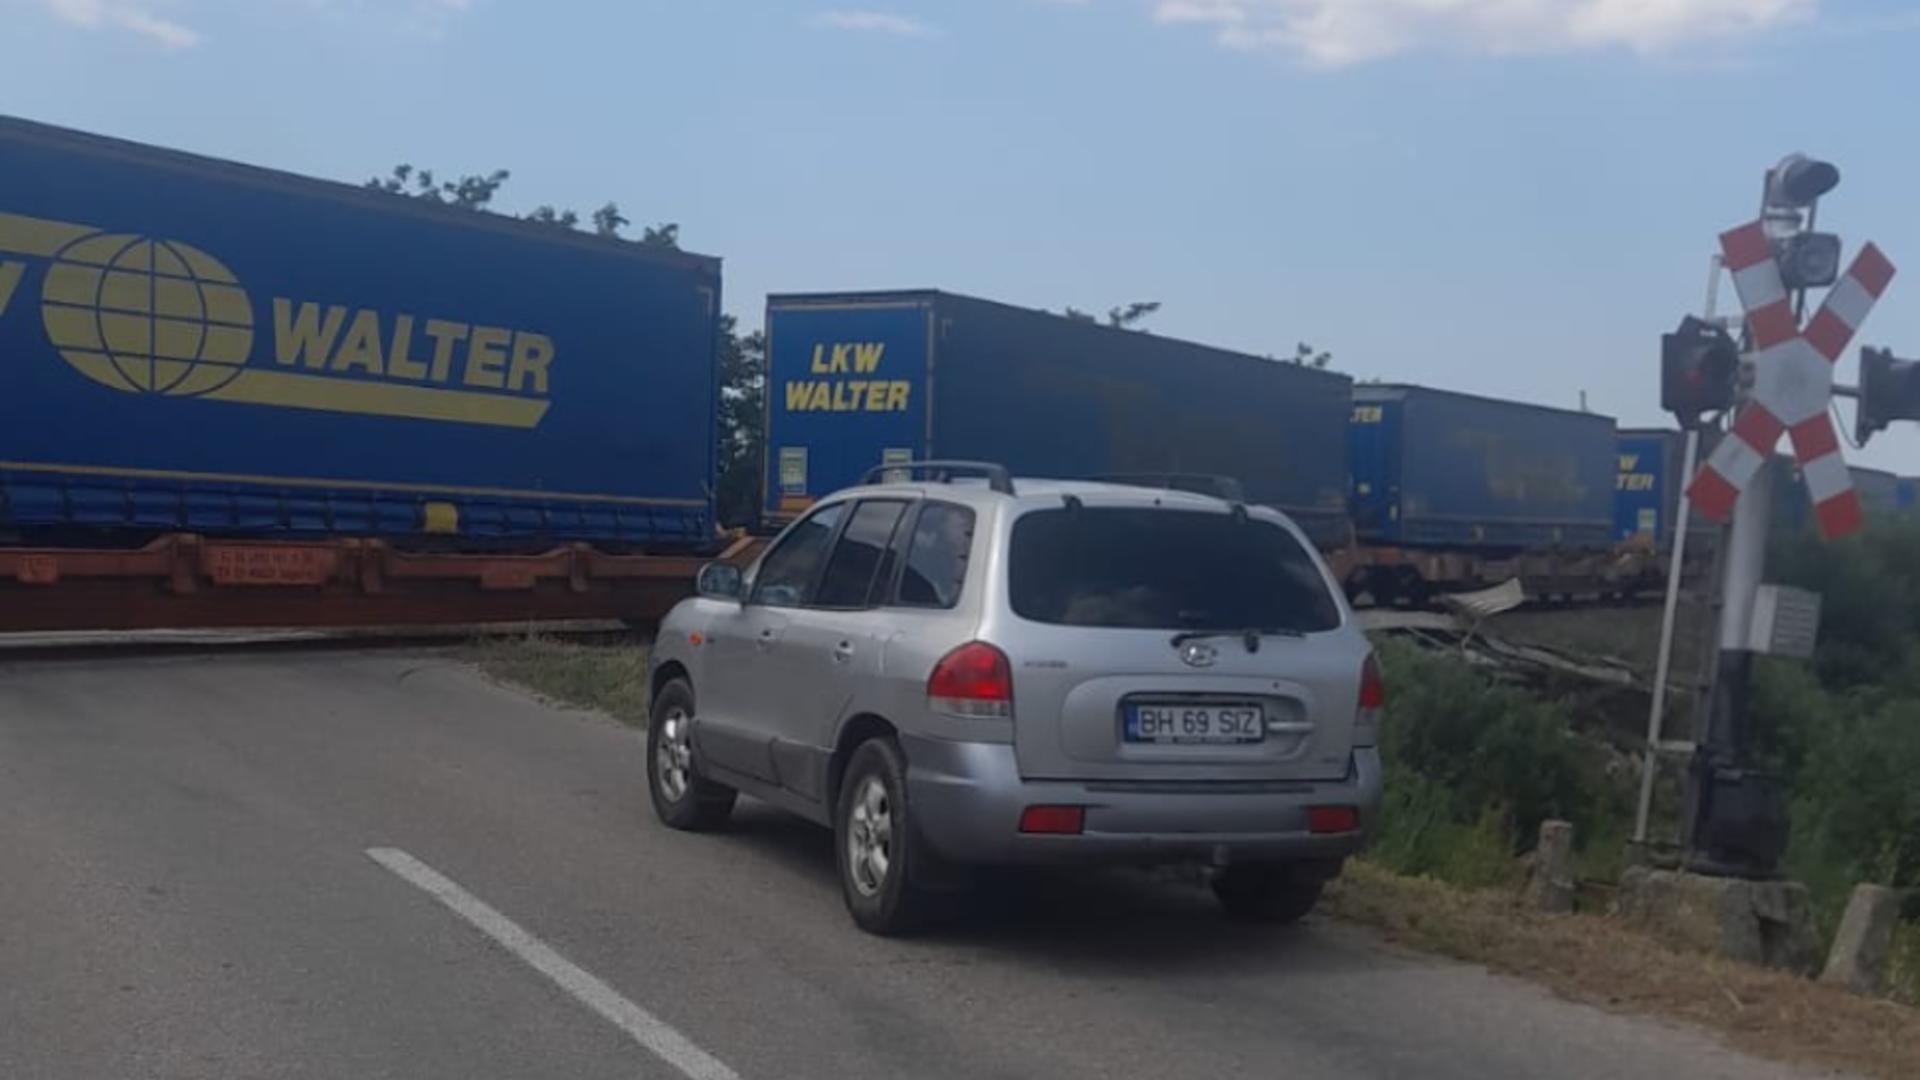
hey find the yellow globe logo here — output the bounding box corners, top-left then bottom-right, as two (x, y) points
(39, 232), (255, 397)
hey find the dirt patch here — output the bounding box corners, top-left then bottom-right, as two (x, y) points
(1328, 860), (1919, 1079)
(471, 636), (651, 727)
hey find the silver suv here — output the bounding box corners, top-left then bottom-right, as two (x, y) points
(647, 463), (1384, 934)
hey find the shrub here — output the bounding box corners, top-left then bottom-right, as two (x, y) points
(1784, 692), (1920, 929)
(1893, 918), (1920, 1006)
(1370, 639), (1622, 887)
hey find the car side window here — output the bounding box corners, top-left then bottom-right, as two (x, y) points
(750, 502), (847, 608)
(893, 501), (975, 609)
(813, 500), (909, 609)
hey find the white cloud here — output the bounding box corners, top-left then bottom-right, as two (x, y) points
(43, 0), (201, 47)
(1150, 0), (1817, 67)
(812, 9), (941, 37)
(113, 6), (199, 46)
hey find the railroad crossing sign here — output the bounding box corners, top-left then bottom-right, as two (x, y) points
(1684, 222), (1896, 540)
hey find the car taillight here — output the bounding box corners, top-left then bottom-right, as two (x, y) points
(1359, 653), (1386, 710)
(1354, 653), (1384, 747)
(928, 641), (1013, 719)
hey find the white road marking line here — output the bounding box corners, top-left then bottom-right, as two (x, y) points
(366, 847), (741, 1080)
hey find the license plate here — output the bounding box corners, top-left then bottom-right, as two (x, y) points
(1124, 703), (1265, 745)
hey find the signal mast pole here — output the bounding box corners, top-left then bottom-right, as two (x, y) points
(1633, 254), (1718, 848)
(1683, 157), (1847, 877)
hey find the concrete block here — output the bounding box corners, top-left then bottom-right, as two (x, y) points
(1820, 885), (1901, 996)
(1528, 819), (1576, 914)
(1614, 867), (1822, 976)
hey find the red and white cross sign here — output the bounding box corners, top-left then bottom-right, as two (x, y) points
(1684, 222), (1896, 541)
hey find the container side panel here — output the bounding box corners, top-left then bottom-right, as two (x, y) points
(931, 295), (1353, 545)
(0, 124), (718, 545)
(1391, 389), (1615, 550)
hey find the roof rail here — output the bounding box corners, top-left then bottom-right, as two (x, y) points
(862, 460), (1015, 495)
(1093, 473), (1247, 501)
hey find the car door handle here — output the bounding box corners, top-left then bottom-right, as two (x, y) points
(832, 641), (856, 664)
(756, 628), (777, 651)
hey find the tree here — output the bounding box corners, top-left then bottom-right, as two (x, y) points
(1107, 301), (1159, 330)
(365, 164), (510, 210)
(524, 205), (580, 229)
(715, 316), (767, 527)
(365, 164), (668, 247)
(640, 222), (680, 249)
(593, 203), (631, 239)
(1290, 342), (1333, 369)
(1061, 301), (1159, 330)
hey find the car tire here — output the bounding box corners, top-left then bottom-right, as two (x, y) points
(646, 678), (736, 831)
(1211, 863), (1324, 925)
(835, 738), (930, 936)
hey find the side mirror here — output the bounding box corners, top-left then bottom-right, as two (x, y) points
(696, 562), (744, 601)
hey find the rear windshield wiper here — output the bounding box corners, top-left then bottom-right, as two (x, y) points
(1168, 627), (1304, 654)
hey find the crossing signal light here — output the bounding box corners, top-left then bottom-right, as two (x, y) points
(1762, 156), (1842, 290)
(1856, 346), (1920, 445)
(1662, 316), (1740, 426)
(1773, 231), (1843, 290)
(1766, 154), (1841, 209)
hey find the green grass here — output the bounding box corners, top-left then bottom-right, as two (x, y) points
(471, 635), (652, 727)
(1893, 921), (1920, 1007)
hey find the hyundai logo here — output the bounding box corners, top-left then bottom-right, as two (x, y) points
(1179, 642), (1218, 668)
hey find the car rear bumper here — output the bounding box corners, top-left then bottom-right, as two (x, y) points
(901, 734), (1382, 866)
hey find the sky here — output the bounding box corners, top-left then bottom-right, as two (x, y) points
(5, 0), (1919, 469)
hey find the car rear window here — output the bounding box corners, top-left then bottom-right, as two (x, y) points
(1008, 507), (1341, 632)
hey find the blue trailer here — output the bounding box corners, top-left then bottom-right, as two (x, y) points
(1615, 427), (1724, 550)
(762, 290), (1355, 544)
(1349, 385), (1615, 550)
(1615, 428), (1673, 545)
(0, 116), (721, 550)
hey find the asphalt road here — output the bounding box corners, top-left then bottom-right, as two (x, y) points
(0, 648), (1824, 1080)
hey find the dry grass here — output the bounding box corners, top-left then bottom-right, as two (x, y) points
(1328, 861), (1920, 1079)
(470, 635), (651, 727)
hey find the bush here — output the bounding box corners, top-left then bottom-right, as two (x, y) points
(1754, 518), (1920, 948)
(1370, 639), (1624, 888)
(1783, 690), (1920, 928)
(1771, 517), (1920, 694)
(1369, 764), (1524, 887)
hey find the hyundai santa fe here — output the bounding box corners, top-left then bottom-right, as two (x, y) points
(647, 462), (1384, 934)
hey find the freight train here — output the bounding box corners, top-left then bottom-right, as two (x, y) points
(2, 118), (1912, 631)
